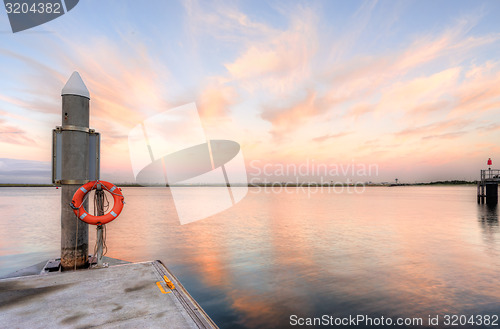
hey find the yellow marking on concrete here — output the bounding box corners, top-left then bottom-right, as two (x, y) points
(156, 281), (171, 294)
(164, 275), (176, 289)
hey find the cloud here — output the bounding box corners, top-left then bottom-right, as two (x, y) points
(0, 39), (174, 167)
(224, 7), (318, 95)
(183, 0), (274, 43)
(344, 103), (372, 120)
(0, 48), (65, 115)
(452, 61), (500, 115)
(2, 30), (190, 173)
(475, 123), (500, 132)
(312, 131), (351, 143)
(0, 158), (50, 183)
(422, 131), (468, 140)
(196, 84), (237, 120)
(393, 119), (472, 140)
(323, 18), (494, 95)
(407, 100), (451, 116)
(255, 11), (499, 140)
(327, 0), (379, 62)
(261, 91), (335, 139)
(0, 120), (37, 145)
(376, 67), (461, 114)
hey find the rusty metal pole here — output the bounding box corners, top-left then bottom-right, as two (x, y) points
(60, 72), (90, 270)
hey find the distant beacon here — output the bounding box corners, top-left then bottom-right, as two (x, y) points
(488, 158), (492, 166)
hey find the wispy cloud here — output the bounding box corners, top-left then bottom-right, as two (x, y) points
(0, 158), (50, 183)
(343, 103), (373, 120)
(453, 61), (500, 115)
(312, 131), (351, 143)
(197, 83), (237, 120)
(422, 131), (468, 140)
(375, 67), (461, 115)
(0, 120), (37, 145)
(327, 0), (379, 62)
(224, 7), (318, 96)
(183, 0), (275, 43)
(245, 8), (500, 142)
(394, 119), (472, 140)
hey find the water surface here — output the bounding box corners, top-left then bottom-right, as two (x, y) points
(0, 186), (498, 328)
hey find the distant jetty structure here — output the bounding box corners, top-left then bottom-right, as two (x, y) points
(477, 158), (499, 204)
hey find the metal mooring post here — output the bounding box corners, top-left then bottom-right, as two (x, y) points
(60, 72), (91, 270)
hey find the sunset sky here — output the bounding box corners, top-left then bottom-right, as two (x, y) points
(1, 0), (500, 183)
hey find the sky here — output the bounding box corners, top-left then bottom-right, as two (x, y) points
(1, 0), (500, 183)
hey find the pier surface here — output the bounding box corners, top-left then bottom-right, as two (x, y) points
(0, 260), (218, 328)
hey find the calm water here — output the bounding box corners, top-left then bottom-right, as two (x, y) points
(0, 186), (499, 328)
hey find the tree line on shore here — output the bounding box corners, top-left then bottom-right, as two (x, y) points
(0, 180), (477, 187)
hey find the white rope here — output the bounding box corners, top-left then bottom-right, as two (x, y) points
(90, 188), (109, 266)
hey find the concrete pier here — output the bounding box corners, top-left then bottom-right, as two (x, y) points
(0, 260), (218, 328)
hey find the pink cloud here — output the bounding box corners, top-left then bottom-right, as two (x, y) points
(407, 100), (451, 116)
(312, 131), (351, 143)
(0, 119), (37, 145)
(375, 67), (461, 114)
(223, 10), (318, 94)
(344, 103), (373, 120)
(254, 15), (499, 142)
(421, 131), (468, 140)
(394, 119), (472, 139)
(452, 61), (500, 115)
(260, 91), (336, 139)
(196, 84), (237, 120)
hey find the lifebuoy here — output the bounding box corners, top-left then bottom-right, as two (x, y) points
(71, 180), (124, 225)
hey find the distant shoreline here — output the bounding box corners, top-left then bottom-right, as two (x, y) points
(0, 180), (477, 187)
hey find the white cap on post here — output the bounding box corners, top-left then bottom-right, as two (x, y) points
(61, 71), (90, 99)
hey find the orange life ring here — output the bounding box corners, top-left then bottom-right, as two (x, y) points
(71, 180), (124, 225)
